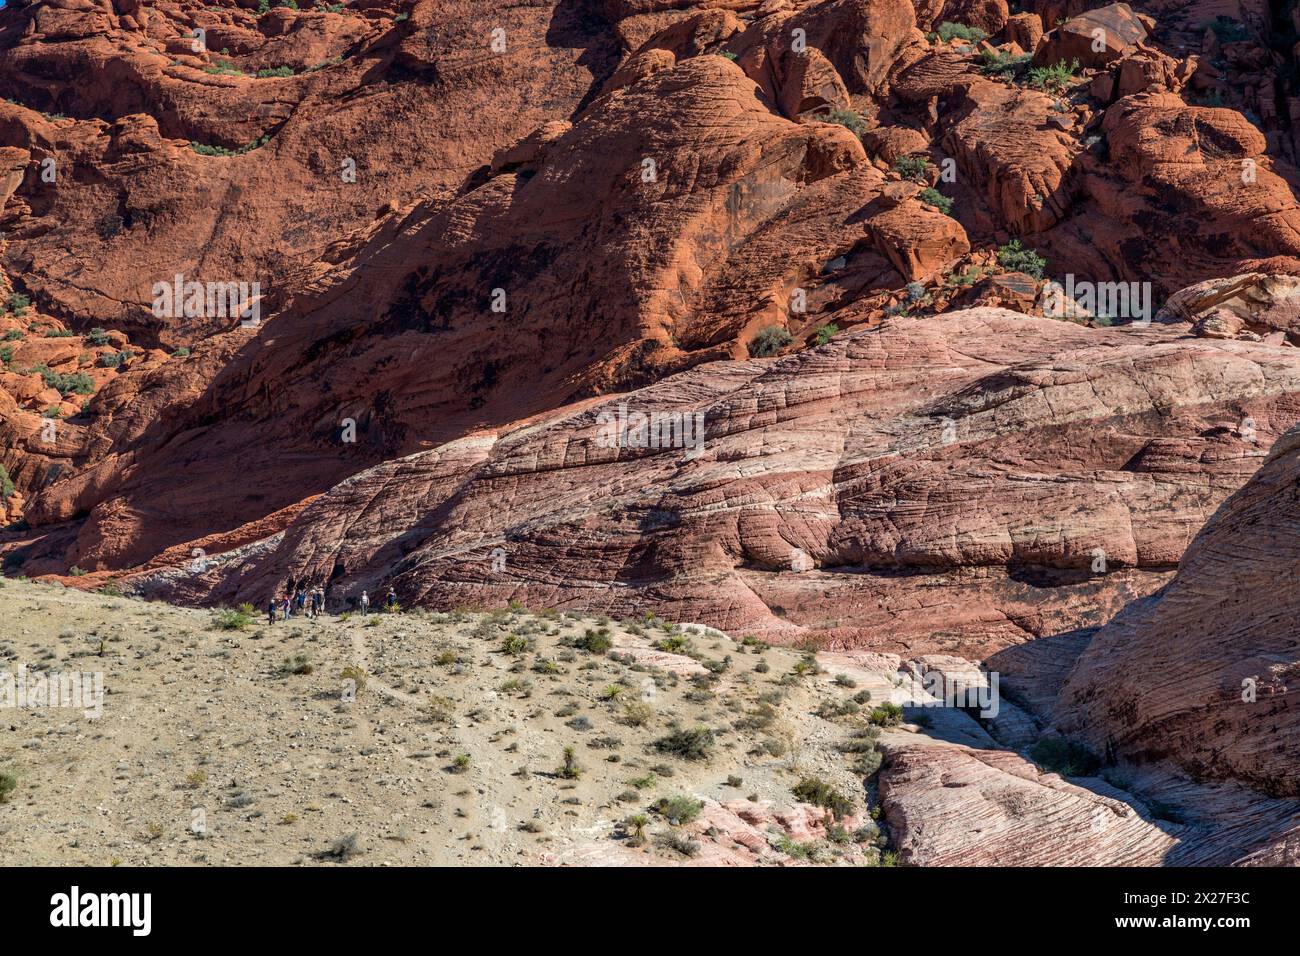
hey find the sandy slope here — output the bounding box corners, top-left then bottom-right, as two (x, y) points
(0, 578), (893, 866)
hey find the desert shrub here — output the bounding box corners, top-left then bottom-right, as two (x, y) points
(656, 830), (701, 857)
(425, 695), (455, 723)
(576, 627), (612, 654)
(620, 702), (655, 727)
(318, 832), (361, 862)
(32, 365), (94, 396)
(653, 794), (703, 825)
(833, 673), (857, 688)
(1026, 57), (1079, 92)
(1028, 737), (1100, 777)
(816, 698), (860, 720)
(919, 186), (954, 216)
(853, 747), (884, 777)
(978, 48), (1031, 78)
(813, 323), (839, 346)
(0, 465), (13, 502)
(622, 813), (650, 845)
(822, 108), (866, 137)
(996, 239), (1047, 279)
(893, 154), (930, 181)
(654, 634), (693, 654)
(0, 770), (16, 803)
(869, 702), (904, 727)
(936, 21), (986, 43)
(450, 753), (471, 773)
(750, 325), (793, 357)
(278, 652), (313, 675)
(257, 66), (295, 78)
(87, 327), (111, 346)
(213, 606), (252, 631)
(173, 346), (191, 358)
(556, 746), (581, 779)
(6, 293), (31, 316)
(652, 727), (715, 761)
(190, 135), (270, 157)
(501, 633), (532, 657)
(792, 776), (854, 820)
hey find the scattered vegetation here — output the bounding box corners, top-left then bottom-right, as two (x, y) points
(822, 108), (867, 137)
(813, 323), (839, 346)
(978, 48), (1032, 79)
(918, 186), (954, 216)
(556, 746), (581, 779)
(1026, 58), (1080, 93)
(652, 727), (715, 762)
(31, 365), (94, 397)
(869, 701), (904, 727)
(190, 135), (271, 157)
(996, 239), (1047, 279)
(0, 464), (13, 502)
(750, 325), (793, 357)
(278, 652), (314, 676)
(5, 292), (31, 316)
(792, 777), (854, 820)
(0, 769), (17, 804)
(213, 605), (254, 631)
(935, 21), (986, 43)
(893, 154), (930, 181)
(653, 794), (703, 825)
(575, 627), (613, 654)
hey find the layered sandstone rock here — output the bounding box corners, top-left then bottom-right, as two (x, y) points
(125, 309), (1300, 658)
(1055, 422), (1300, 798)
(879, 739), (1181, 865)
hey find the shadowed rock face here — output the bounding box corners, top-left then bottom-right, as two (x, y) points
(0, 0), (622, 342)
(1055, 423), (1300, 798)
(132, 309), (1300, 658)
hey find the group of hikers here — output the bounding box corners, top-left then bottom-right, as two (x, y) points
(265, 585), (399, 624)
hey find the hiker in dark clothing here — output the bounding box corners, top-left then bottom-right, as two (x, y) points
(386, 588), (398, 610)
(296, 589), (307, 614)
(267, 598), (278, 625)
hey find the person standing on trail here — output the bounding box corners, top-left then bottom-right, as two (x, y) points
(386, 588), (398, 610)
(312, 587), (323, 618)
(359, 590), (370, 616)
(296, 589), (307, 615)
(267, 597), (278, 625)
(281, 595), (291, 621)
